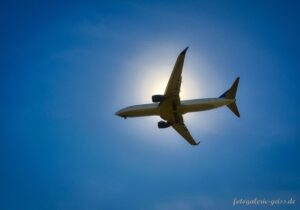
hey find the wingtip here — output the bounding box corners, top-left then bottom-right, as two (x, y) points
(193, 141), (200, 146)
(181, 47), (189, 55)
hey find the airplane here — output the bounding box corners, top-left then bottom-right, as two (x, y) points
(115, 47), (240, 145)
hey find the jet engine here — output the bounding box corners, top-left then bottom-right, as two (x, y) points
(158, 121), (171, 129)
(152, 95), (165, 103)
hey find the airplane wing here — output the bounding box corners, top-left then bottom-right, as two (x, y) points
(164, 47), (189, 97)
(172, 116), (200, 145)
(163, 47), (199, 145)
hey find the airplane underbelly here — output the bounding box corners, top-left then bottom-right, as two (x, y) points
(159, 97), (180, 123)
(180, 98), (233, 114)
(126, 109), (158, 117)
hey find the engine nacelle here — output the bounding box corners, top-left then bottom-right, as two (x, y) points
(158, 121), (171, 129)
(152, 95), (165, 103)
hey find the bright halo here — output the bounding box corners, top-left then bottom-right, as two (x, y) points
(120, 46), (202, 103)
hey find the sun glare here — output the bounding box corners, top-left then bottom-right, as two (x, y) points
(135, 66), (202, 102)
(121, 49), (202, 103)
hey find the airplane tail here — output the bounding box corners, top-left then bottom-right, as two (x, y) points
(219, 77), (240, 118)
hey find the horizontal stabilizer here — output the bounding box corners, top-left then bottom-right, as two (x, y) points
(219, 77), (239, 99)
(227, 102), (240, 118)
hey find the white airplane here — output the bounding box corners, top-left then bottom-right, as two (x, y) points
(116, 47), (240, 145)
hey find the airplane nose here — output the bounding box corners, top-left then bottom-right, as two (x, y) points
(115, 110), (121, 116)
(115, 109), (127, 119)
(115, 108), (126, 116)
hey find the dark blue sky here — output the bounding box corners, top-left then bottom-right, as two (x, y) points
(1, 1), (300, 209)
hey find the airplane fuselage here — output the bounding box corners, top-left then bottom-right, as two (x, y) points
(116, 97), (234, 123)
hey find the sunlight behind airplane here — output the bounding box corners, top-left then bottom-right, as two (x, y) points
(116, 47), (240, 145)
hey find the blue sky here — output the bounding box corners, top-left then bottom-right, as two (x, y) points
(1, 1), (300, 209)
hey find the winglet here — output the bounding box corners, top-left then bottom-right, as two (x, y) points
(180, 47), (189, 55)
(193, 141), (200, 146)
